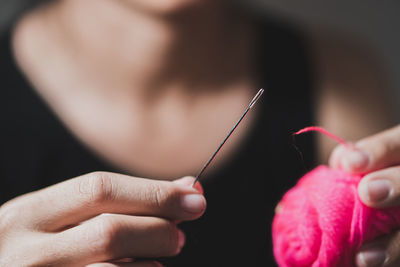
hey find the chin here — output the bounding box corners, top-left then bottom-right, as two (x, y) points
(126, 0), (210, 16)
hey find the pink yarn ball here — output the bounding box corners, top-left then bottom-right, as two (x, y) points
(272, 165), (400, 267)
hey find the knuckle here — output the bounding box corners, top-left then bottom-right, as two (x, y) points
(146, 182), (176, 210)
(153, 184), (167, 209)
(371, 133), (399, 160)
(381, 139), (395, 156)
(78, 172), (115, 205)
(88, 214), (121, 257)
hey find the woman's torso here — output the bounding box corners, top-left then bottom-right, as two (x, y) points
(0, 16), (315, 265)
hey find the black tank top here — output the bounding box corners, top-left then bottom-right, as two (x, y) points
(0, 16), (315, 266)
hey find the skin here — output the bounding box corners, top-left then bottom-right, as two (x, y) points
(330, 125), (400, 267)
(311, 29), (395, 163)
(0, 174), (205, 266)
(12, 0), (258, 179)
(0, 0), (396, 265)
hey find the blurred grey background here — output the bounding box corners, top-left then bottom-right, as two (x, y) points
(254, 0), (400, 119)
(1, 0), (399, 118)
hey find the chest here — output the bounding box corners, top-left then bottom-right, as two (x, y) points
(35, 84), (258, 179)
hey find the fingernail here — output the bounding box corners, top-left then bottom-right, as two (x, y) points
(367, 179), (392, 203)
(178, 230), (185, 249)
(342, 149), (370, 172)
(356, 249), (386, 267)
(181, 194), (206, 213)
(173, 176), (195, 186)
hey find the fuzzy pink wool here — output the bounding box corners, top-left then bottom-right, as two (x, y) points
(272, 166), (400, 267)
(272, 128), (400, 267)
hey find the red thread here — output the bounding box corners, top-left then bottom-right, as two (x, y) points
(294, 126), (350, 147)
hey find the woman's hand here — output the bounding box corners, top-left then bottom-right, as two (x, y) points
(329, 125), (400, 267)
(0, 172), (206, 266)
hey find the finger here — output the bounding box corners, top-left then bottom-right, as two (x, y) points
(356, 231), (400, 267)
(46, 214), (184, 266)
(358, 166), (400, 208)
(329, 143), (348, 170)
(356, 234), (389, 267)
(329, 143), (373, 174)
(86, 261), (162, 267)
(173, 176), (204, 194)
(21, 173), (206, 231)
(331, 125), (400, 174)
(110, 258), (134, 263)
(172, 176), (204, 224)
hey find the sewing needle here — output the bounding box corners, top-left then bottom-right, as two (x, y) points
(192, 88), (264, 187)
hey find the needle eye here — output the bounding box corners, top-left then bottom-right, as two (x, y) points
(192, 88), (264, 187)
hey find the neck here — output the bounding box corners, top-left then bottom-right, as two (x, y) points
(47, 0), (257, 95)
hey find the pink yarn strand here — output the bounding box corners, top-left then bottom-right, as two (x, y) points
(273, 126), (397, 267)
(294, 126), (350, 147)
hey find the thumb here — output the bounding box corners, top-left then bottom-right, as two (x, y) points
(173, 176), (204, 194)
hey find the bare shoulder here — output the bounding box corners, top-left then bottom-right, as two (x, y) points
(306, 28), (396, 162)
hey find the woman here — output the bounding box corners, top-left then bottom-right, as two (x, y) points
(0, 0), (396, 266)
